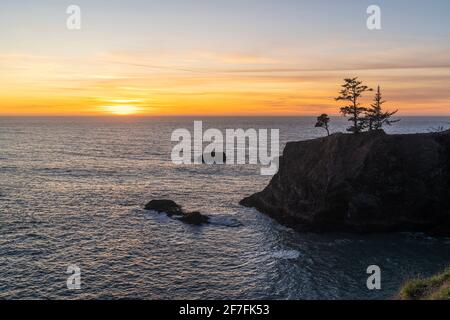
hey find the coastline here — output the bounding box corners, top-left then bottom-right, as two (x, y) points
(241, 129), (450, 235)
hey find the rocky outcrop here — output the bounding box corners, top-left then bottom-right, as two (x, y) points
(178, 211), (210, 225)
(144, 199), (210, 225)
(144, 200), (183, 216)
(240, 130), (450, 235)
(202, 151), (227, 164)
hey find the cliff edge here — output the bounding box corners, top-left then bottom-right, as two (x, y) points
(240, 130), (450, 234)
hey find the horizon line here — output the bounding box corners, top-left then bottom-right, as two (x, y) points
(2, 114), (450, 118)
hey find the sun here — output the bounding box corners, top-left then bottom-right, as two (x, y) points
(103, 105), (140, 115)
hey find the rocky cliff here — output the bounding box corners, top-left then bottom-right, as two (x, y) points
(240, 130), (450, 234)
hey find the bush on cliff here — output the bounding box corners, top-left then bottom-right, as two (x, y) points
(398, 267), (450, 300)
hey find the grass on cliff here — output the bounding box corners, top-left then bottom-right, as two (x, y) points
(398, 267), (450, 300)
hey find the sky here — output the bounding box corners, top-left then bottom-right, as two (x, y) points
(1, 0), (450, 116)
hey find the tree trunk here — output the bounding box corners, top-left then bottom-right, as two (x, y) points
(352, 97), (358, 133)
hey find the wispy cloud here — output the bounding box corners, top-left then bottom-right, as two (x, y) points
(2, 44), (450, 115)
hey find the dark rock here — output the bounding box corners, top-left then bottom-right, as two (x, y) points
(144, 199), (183, 216)
(178, 211), (210, 225)
(202, 151), (227, 164)
(144, 200), (210, 225)
(240, 130), (450, 235)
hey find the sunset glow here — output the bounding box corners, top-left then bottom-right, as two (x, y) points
(102, 105), (140, 115)
(1, 0), (450, 116)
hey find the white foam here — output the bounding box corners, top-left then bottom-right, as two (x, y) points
(271, 250), (301, 260)
(209, 216), (243, 228)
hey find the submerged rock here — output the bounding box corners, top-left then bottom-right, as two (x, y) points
(144, 199), (183, 216)
(202, 151), (227, 164)
(240, 130), (450, 235)
(144, 200), (210, 225)
(177, 211), (210, 225)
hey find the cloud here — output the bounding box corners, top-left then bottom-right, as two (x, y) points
(2, 44), (450, 115)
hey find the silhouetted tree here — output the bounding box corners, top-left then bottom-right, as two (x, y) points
(365, 86), (400, 131)
(335, 77), (372, 133)
(315, 114), (330, 136)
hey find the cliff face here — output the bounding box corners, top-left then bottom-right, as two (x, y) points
(240, 130), (450, 234)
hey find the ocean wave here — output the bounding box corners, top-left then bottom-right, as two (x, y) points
(138, 208), (243, 228)
(270, 250), (301, 260)
(208, 216), (243, 228)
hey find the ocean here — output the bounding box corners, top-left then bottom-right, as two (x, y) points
(0, 116), (449, 299)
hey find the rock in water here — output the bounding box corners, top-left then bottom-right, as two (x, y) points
(240, 130), (450, 235)
(144, 199), (183, 216)
(202, 151), (227, 164)
(144, 200), (210, 225)
(178, 211), (210, 225)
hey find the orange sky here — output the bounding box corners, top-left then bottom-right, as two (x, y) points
(1, 1), (450, 116)
(2, 51), (450, 116)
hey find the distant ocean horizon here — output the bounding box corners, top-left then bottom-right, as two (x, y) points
(1, 115), (450, 118)
(1, 116), (449, 299)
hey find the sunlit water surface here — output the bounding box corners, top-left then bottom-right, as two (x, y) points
(1, 117), (449, 299)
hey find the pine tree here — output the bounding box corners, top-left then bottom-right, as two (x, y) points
(335, 77), (372, 133)
(315, 114), (330, 136)
(365, 86), (400, 131)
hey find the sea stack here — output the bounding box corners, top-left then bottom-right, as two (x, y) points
(240, 130), (450, 235)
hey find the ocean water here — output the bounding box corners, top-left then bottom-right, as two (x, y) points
(0, 116), (449, 300)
